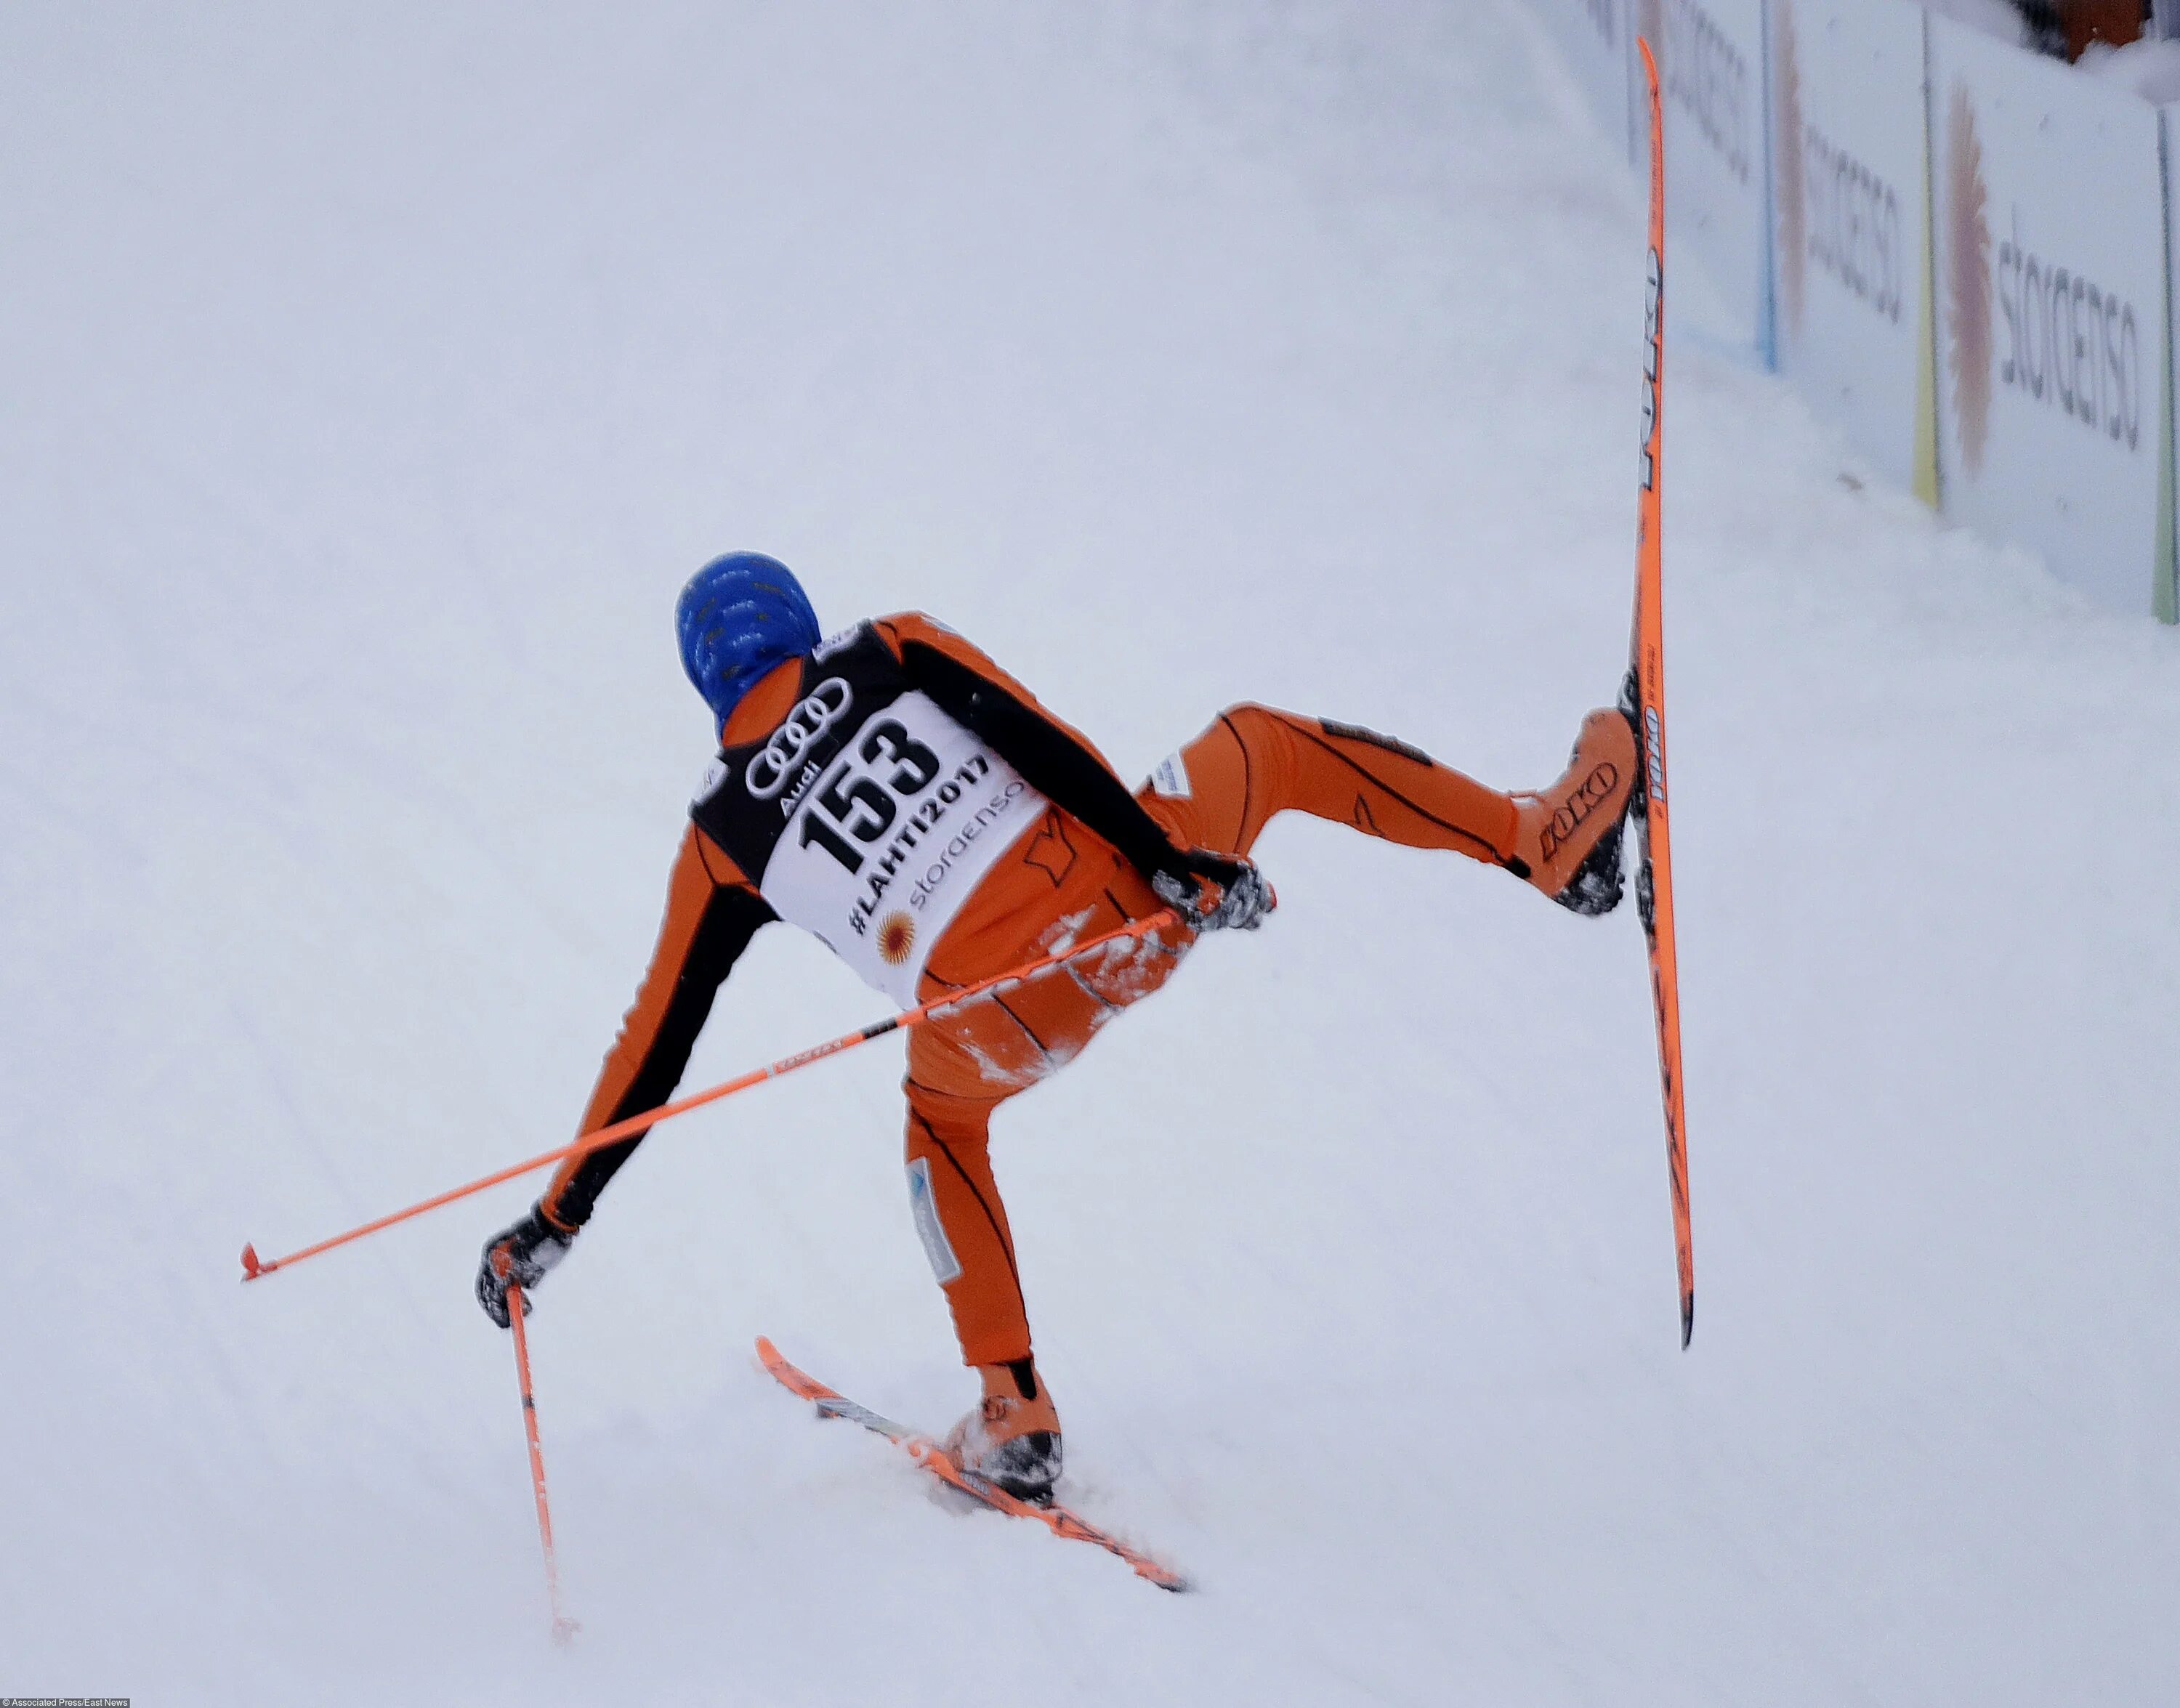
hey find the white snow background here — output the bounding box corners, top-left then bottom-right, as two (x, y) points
(2, 3), (2175, 1702)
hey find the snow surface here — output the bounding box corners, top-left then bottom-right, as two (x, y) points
(2079, 36), (2180, 103)
(4, 3), (2176, 1702)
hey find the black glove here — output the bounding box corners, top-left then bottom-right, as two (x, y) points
(1152, 848), (1274, 932)
(476, 1205), (574, 1329)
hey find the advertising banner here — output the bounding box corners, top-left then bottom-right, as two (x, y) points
(1767, 0), (1931, 493)
(1929, 17), (2170, 615)
(1534, 0), (1637, 163)
(1635, 0), (1775, 360)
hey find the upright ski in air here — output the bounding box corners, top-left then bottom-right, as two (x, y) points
(755, 1337), (1192, 1592)
(1626, 39), (1695, 1348)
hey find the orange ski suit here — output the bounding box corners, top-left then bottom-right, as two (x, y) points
(538, 613), (1524, 1370)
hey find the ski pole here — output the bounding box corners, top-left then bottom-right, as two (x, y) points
(240, 907), (1184, 1281)
(506, 1282), (578, 1644)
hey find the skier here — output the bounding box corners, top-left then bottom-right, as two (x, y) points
(477, 552), (1636, 1502)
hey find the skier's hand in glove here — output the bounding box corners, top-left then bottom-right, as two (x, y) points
(476, 1205), (573, 1329)
(1152, 849), (1274, 932)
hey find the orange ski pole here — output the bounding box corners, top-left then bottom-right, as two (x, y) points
(240, 907), (1185, 1282)
(506, 1282), (578, 1644)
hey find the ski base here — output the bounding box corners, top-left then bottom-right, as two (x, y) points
(756, 1337), (1191, 1592)
(1631, 35), (1695, 1349)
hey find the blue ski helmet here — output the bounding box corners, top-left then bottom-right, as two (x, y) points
(675, 552), (822, 729)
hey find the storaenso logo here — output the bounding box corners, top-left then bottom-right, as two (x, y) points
(1943, 85), (1994, 474)
(1995, 209), (2143, 452)
(745, 678), (854, 799)
(1806, 130), (1904, 323)
(1774, 4), (1903, 336)
(1642, 0), (1751, 184)
(1640, 248), (1661, 491)
(1942, 84), (2144, 480)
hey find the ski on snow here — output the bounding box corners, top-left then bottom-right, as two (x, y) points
(755, 1337), (1192, 1592)
(1626, 38), (1695, 1349)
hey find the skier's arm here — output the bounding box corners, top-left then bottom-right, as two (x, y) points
(481, 825), (770, 1326)
(877, 612), (1225, 890)
(540, 825), (773, 1231)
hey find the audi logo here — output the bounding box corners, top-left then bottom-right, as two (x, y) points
(745, 678), (854, 799)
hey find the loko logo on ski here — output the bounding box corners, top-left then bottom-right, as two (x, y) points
(1631, 37), (1695, 1350)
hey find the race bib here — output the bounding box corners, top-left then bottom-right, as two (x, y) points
(756, 691), (1047, 1005)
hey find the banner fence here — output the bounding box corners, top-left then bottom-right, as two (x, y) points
(1527, 0), (2180, 620)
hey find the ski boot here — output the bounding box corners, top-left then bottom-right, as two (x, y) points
(943, 1359), (1062, 1504)
(1508, 708), (1637, 916)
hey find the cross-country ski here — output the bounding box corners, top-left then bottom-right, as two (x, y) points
(756, 1337), (1191, 1592)
(1625, 36), (1695, 1349)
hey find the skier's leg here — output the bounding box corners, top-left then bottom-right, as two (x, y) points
(1140, 703), (1634, 912)
(1142, 703), (1516, 862)
(902, 1074), (1065, 1499)
(900, 881), (1177, 1361)
(902, 1090), (1032, 1368)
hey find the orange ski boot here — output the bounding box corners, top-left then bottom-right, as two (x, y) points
(942, 1359), (1062, 1504)
(1509, 708), (1637, 915)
